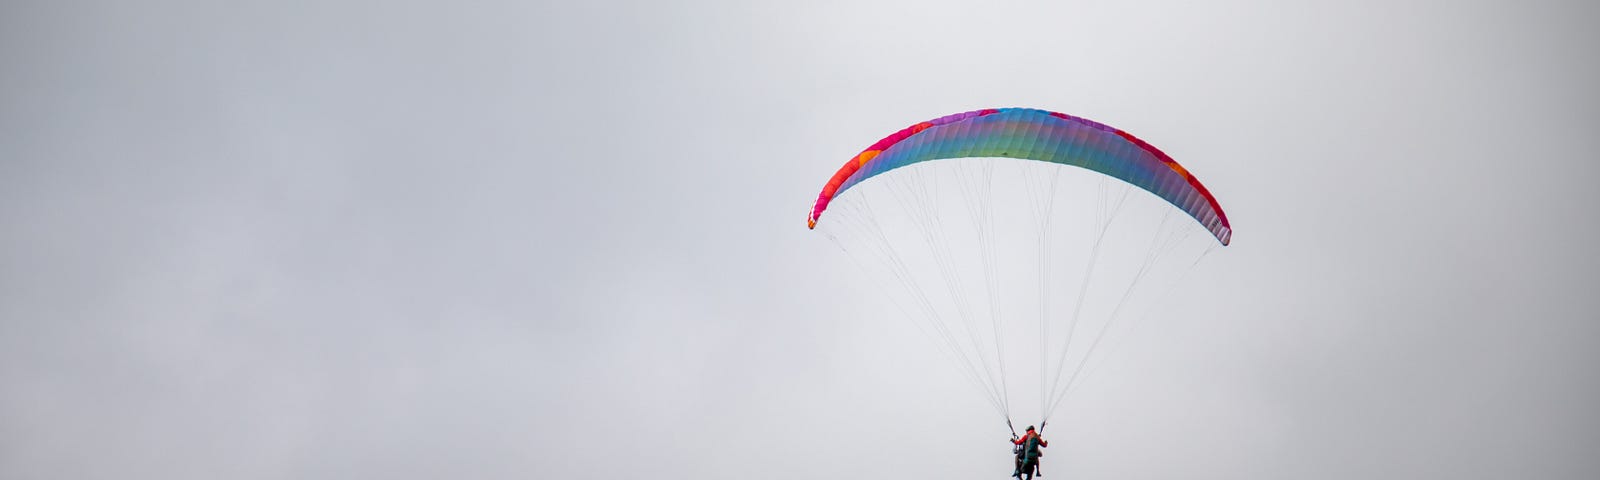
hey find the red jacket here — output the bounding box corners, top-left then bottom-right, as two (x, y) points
(1012, 431), (1048, 447)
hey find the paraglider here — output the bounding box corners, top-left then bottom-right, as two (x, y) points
(1012, 425), (1048, 479)
(807, 107), (1231, 476)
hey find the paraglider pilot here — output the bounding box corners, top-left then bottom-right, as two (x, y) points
(1011, 425), (1048, 478)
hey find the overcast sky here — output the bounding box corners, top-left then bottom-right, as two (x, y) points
(2, 0), (1597, 479)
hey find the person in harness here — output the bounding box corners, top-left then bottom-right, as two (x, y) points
(1011, 425), (1048, 478)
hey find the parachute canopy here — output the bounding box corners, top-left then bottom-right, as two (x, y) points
(806, 108), (1232, 245)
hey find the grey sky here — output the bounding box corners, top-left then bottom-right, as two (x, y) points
(2, 0), (1597, 478)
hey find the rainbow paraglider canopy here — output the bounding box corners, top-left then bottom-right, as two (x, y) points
(806, 108), (1232, 245)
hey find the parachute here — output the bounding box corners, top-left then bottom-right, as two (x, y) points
(808, 107), (1231, 433)
(808, 108), (1230, 245)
